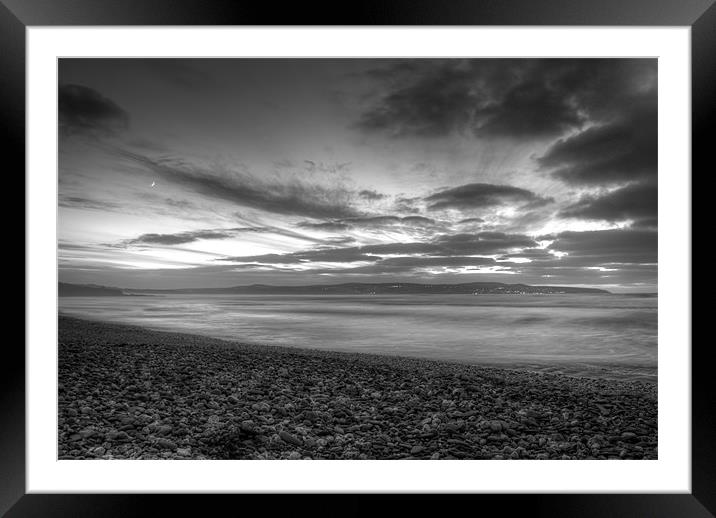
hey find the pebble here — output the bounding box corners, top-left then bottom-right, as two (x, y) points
(279, 431), (303, 446)
(157, 439), (177, 450)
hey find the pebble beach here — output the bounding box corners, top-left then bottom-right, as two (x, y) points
(58, 316), (657, 460)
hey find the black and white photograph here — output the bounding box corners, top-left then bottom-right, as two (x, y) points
(57, 58), (658, 461)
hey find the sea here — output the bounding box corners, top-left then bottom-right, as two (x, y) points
(59, 293), (657, 382)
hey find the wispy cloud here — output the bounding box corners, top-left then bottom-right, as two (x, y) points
(108, 147), (361, 219)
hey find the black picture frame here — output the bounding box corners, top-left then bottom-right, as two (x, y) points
(4, 0), (710, 515)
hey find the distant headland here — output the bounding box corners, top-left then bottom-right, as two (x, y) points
(59, 281), (610, 296)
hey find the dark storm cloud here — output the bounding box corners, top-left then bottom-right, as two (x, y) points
(110, 148), (360, 219)
(538, 98), (657, 185)
(356, 59), (656, 140)
(357, 61), (482, 137)
(425, 183), (553, 211)
(559, 182), (657, 225)
(59, 84), (129, 136)
(544, 228), (657, 264)
(458, 217), (485, 224)
(358, 189), (387, 200)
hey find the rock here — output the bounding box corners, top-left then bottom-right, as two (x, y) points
(251, 402), (270, 412)
(621, 432), (637, 441)
(279, 431), (303, 446)
(157, 438), (177, 450)
(240, 420), (256, 433)
(177, 448), (191, 456)
(410, 445), (425, 454)
(80, 406), (92, 415)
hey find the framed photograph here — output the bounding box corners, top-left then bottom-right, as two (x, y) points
(6, 0), (709, 514)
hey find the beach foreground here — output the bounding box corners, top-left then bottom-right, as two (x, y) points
(58, 316), (657, 460)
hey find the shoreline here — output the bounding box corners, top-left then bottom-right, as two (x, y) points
(58, 310), (656, 384)
(58, 316), (657, 460)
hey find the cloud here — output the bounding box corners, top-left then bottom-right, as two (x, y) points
(356, 59), (656, 140)
(377, 255), (495, 269)
(59, 196), (121, 211)
(544, 228), (657, 264)
(433, 232), (537, 255)
(109, 148), (360, 219)
(425, 183), (553, 211)
(559, 182), (657, 225)
(538, 96), (656, 186)
(394, 196), (421, 214)
(303, 160), (352, 175)
(59, 84), (129, 136)
(297, 221), (351, 232)
(358, 189), (387, 200)
(306, 255), (498, 276)
(298, 215), (438, 231)
(223, 247), (381, 264)
(357, 61), (481, 137)
(126, 229), (238, 246)
(123, 223), (332, 248)
(221, 231), (537, 267)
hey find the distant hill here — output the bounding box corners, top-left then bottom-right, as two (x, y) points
(130, 282), (610, 295)
(58, 282), (126, 297)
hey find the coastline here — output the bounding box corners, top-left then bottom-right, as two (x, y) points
(58, 316), (657, 460)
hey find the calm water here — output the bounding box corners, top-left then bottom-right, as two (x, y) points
(59, 293), (657, 382)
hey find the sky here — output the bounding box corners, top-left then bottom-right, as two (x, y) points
(58, 58), (657, 292)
